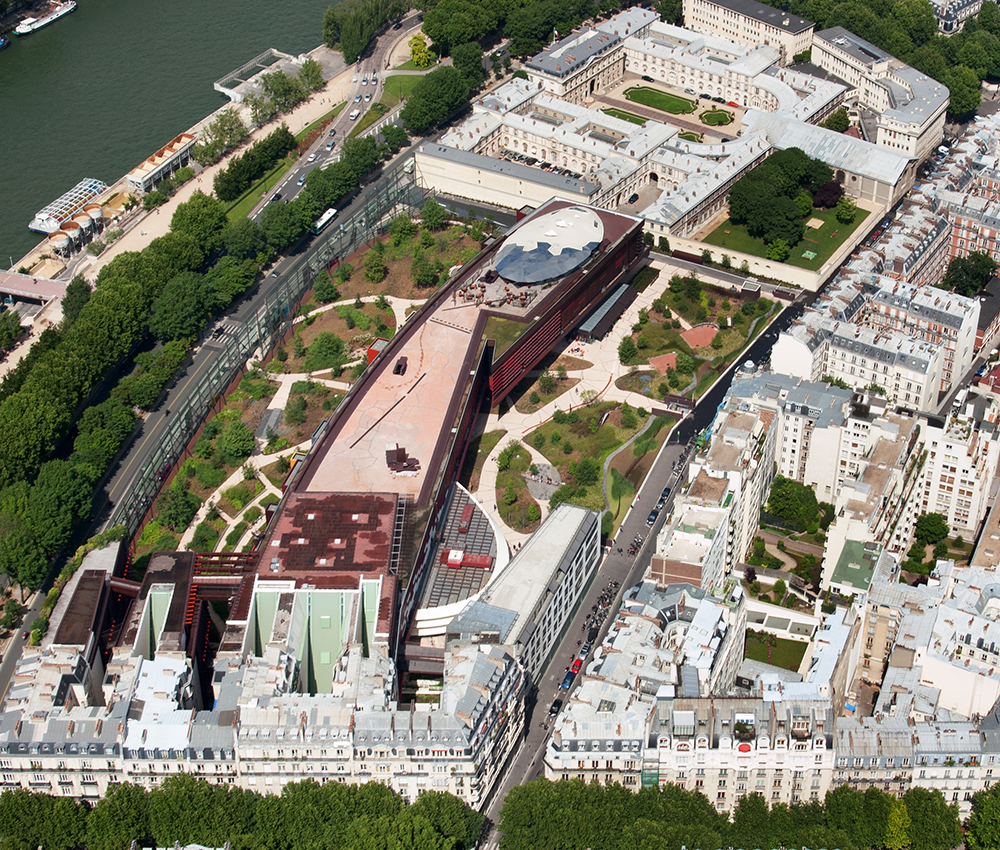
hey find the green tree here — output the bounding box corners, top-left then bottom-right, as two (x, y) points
(884, 798), (912, 850)
(967, 783), (1000, 850)
(945, 63), (982, 117)
(25, 459), (90, 555)
(574, 456), (601, 486)
(821, 107), (850, 132)
(261, 69), (307, 113)
(401, 66), (472, 134)
(537, 371), (557, 394)
(157, 478), (201, 531)
(835, 195), (858, 224)
(914, 512), (949, 546)
(452, 41), (485, 87)
(260, 201), (306, 250)
(939, 251), (998, 297)
(365, 250), (388, 283)
(148, 272), (217, 341)
(314, 276), (339, 304)
(766, 475), (819, 530)
(391, 213), (418, 246)
(170, 191), (228, 254)
(422, 198), (448, 231)
(618, 336), (637, 364)
(0, 513), (47, 597)
(86, 783), (151, 850)
(902, 787), (961, 850)
(766, 238), (791, 262)
(61, 274), (91, 325)
(298, 57), (325, 91)
(223, 217), (267, 260)
(216, 420), (256, 466)
(410, 789), (482, 849)
(409, 32), (434, 68)
(303, 332), (346, 372)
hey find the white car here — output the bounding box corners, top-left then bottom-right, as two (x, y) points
(371, 73), (378, 84)
(349, 109), (360, 120)
(354, 93), (362, 103)
(307, 152), (317, 162)
(297, 174), (306, 186)
(362, 75), (368, 86)
(364, 92), (372, 102)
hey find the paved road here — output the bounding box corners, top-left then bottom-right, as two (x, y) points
(481, 297), (803, 837)
(253, 14), (424, 217)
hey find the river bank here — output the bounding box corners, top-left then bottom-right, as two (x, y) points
(0, 0), (331, 263)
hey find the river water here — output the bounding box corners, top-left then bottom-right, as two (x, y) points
(0, 0), (330, 264)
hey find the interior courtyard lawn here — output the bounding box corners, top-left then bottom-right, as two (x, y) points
(624, 86), (696, 114)
(603, 107), (647, 125)
(745, 635), (808, 672)
(703, 206), (872, 271)
(699, 109), (733, 126)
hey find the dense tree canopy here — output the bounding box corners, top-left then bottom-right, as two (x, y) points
(401, 66), (472, 134)
(727, 148), (833, 252)
(0, 779), (481, 850)
(937, 251), (998, 297)
(499, 780), (960, 850)
(323, 0), (409, 63)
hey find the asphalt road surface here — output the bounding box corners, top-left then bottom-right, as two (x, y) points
(252, 14), (423, 217)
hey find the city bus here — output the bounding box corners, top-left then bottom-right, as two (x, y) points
(313, 207), (338, 235)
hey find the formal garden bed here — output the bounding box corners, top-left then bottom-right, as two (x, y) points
(699, 108), (733, 126)
(602, 106), (646, 125)
(529, 402), (650, 513)
(311, 204), (486, 302)
(268, 298), (395, 387)
(624, 86), (696, 114)
(511, 365), (580, 413)
(616, 274), (777, 396)
(678, 130), (702, 142)
(495, 441), (542, 533)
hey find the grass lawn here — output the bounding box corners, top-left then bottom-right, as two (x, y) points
(226, 157), (295, 222)
(745, 635), (807, 672)
(382, 75), (423, 109)
(678, 131), (702, 142)
(700, 109), (733, 126)
(394, 57), (436, 71)
(703, 207), (872, 271)
(459, 429), (506, 492)
(484, 315), (530, 358)
(625, 86), (696, 114)
(295, 102), (347, 143)
(602, 106), (646, 125)
(512, 373), (579, 414)
(350, 106), (389, 138)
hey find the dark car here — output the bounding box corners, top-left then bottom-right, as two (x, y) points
(392, 20), (402, 28)
(712, 96), (726, 103)
(646, 509), (658, 526)
(660, 486), (671, 500)
(700, 93), (711, 100)
(549, 699), (563, 716)
(628, 192), (639, 204)
(560, 672), (575, 689)
(641, 75), (653, 82)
